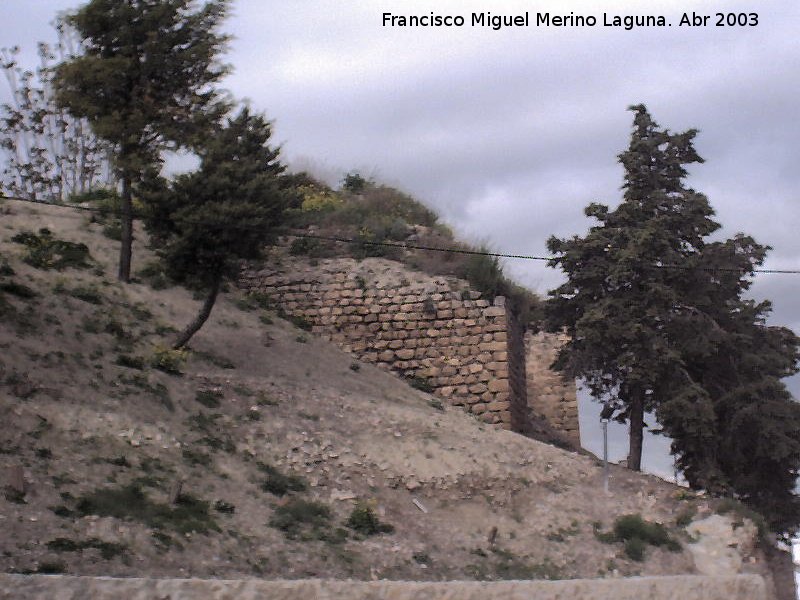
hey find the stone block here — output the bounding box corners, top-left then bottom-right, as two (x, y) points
(484, 306), (506, 318)
(479, 341), (507, 353)
(469, 383), (488, 395)
(487, 400), (510, 412)
(488, 379), (510, 393)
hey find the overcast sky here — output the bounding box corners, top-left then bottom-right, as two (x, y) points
(2, 0), (799, 475)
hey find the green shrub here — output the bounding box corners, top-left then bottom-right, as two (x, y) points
(345, 503), (394, 536)
(11, 229), (92, 270)
(137, 261), (171, 290)
(407, 376), (434, 393)
(195, 389), (223, 408)
(623, 537), (647, 562)
(213, 500), (235, 514)
(30, 561), (66, 574)
(0, 281), (37, 298)
(69, 285), (103, 304)
(182, 448), (212, 466)
(675, 505), (697, 528)
(269, 498), (331, 539)
(596, 514), (681, 560)
(276, 309), (313, 331)
(75, 484), (219, 534)
(258, 461), (307, 496)
(115, 355), (145, 370)
(341, 172), (368, 194)
(150, 346), (186, 375)
(46, 537), (125, 560)
(289, 237), (320, 256)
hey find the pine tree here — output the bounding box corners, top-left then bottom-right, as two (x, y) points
(144, 108), (297, 349)
(546, 105), (720, 471)
(53, 0), (231, 282)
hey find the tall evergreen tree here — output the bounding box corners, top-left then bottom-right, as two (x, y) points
(53, 0), (231, 282)
(547, 105), (800, 536)
(144, 107), (297, 349)
(658, 234), (800, 534)
(546, 105), (720, 471)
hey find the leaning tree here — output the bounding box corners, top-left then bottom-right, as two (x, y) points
(144, 107), (297, 349)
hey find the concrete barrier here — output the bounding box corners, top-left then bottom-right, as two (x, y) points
(0, 574), (767, 600)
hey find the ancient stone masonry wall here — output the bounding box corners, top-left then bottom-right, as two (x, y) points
(240, 252), (580, 439)
(241, 255), (515, 427)
(525, 331), (580, 443)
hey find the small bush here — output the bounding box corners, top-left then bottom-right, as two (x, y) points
(407, 376), (434, 393)
(289, 237), (319, 256)
(4, 486), (26, 504)
(269, 498), (331, 539)
(116, 355), (145, 370)
(258, 462), (307, 496)
(428, 398), (444, 411)
(12, 229), (92, 270)
(0, 260), (14, 276)
(596, 514), (681, 561)
(31, 561), (66, 574)
(623, 537), (646, 561)
(182, 448), (212, 466)
(195, 389), (223, 408)
(70, 285), (103, 305)
(346, 503), (394, 536)
(75, 484), (219, 534)
(151, 346), (186, 375)
(675, 505), (697, 528)
(213, 500), (235, 514)
(46, 537), (125, 560)
(0, 281), (37, 298)
(276, 309), (313, 331)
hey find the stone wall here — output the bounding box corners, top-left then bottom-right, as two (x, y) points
(525, 331), (580, 443)
(240, 253), (579, 439)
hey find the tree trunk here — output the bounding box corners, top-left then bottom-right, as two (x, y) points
(628, 395), (644, 471)
(118, 174), (133, 282)
(173, 276), (222, 350)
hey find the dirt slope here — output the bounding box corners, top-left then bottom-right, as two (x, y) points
(0, 198), (775, 585)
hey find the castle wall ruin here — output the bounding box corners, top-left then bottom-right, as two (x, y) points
(240, 253), (579, 443)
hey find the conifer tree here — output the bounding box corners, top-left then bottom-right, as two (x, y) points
(546, 105), (719, 471)
(53, 0), (231, 282)
(659, 234), (800, 534)
(144, 108), (296, 349)
(547, 105), (800, 536)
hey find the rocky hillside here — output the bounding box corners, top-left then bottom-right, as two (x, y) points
(0, 198), (780, 591)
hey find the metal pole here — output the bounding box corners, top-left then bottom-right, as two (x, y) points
(602, 418), (609, 493)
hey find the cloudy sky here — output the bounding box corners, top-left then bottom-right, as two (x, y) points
(2, 0), (799, 474)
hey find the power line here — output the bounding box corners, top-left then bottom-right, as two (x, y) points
(3, 194), (800, 275)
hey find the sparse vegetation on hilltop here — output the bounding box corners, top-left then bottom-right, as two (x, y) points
(283, 173), (542, 324)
